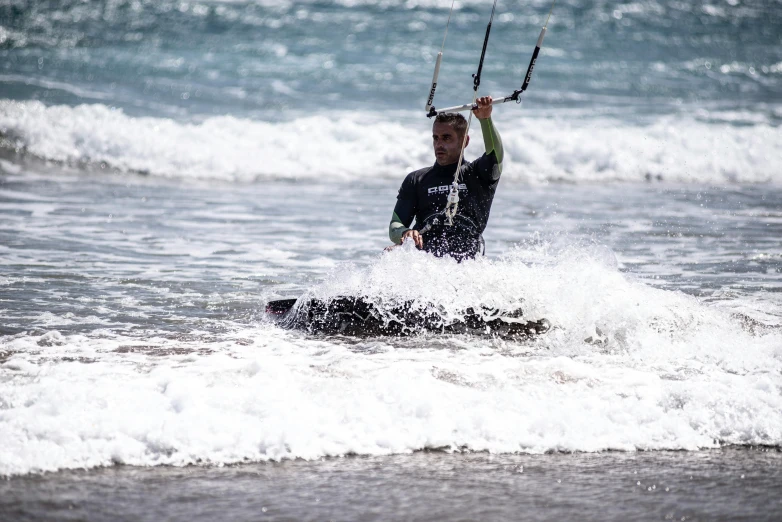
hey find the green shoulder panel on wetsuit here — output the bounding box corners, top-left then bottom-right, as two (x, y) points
(479, 117), (503, 173)
(389, 211), (409, 244)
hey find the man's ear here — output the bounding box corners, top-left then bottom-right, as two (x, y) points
(465, 135), (470, 148)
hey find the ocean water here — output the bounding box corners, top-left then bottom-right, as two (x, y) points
(1, 0), (782, 519)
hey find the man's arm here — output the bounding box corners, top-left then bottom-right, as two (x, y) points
(390, 207), (425, 249)
(479, 117), (503, 175)
(389, 209), (411, 245)
(389, 177), (417, 245)
(472, 96), (504, 180)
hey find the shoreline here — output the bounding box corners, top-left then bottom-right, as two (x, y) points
(3, 448), (781, 521)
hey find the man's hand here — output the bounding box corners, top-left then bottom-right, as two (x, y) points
(401, 229), (424, 249)
(473, 96), (493, 120)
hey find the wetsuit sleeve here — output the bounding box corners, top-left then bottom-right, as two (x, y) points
(389, 175), (417, 244)
(475, 117), (503, 182)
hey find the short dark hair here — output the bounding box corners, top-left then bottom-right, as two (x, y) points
(434, 112), (468, 137)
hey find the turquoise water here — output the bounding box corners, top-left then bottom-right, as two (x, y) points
(2, 0), (781, 120)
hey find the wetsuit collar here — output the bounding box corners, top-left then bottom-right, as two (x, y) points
(433, 160), (462, 173)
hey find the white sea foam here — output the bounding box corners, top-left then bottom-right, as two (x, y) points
(2, 245), (781, 476)
(1, 100), (780, 184)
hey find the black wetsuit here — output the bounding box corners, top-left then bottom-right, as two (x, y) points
(389, 118), (503, 261)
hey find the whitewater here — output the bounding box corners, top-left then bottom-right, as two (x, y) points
(1, 100), (781, 183)
(2, 172), (781, 478)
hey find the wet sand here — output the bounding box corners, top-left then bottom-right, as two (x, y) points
(2, 448), (781, 522)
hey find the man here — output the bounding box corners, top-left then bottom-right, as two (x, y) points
(388, 96), (503, 261)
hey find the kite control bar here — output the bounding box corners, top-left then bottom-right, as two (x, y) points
(426, 25), (548, 118)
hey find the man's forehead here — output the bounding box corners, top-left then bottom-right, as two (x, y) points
(432, 122), (459, 134)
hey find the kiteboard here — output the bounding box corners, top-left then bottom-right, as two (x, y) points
(265, 296), (550, 338)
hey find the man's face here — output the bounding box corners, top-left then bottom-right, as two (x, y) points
(432, 122), (468, 166)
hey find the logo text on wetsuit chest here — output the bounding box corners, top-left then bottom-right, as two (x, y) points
(428, 184), (467, 195)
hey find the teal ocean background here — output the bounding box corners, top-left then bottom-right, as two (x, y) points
(1, 0), (781, 183)
(3, 0), (781, 117)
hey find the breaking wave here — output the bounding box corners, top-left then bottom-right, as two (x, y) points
(1, 100), (780, 184)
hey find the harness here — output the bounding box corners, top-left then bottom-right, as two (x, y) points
(418, 210), (485, 262)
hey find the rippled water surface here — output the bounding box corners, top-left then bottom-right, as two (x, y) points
(2, 169), (780, 338)
(3, 0), (781, 118)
